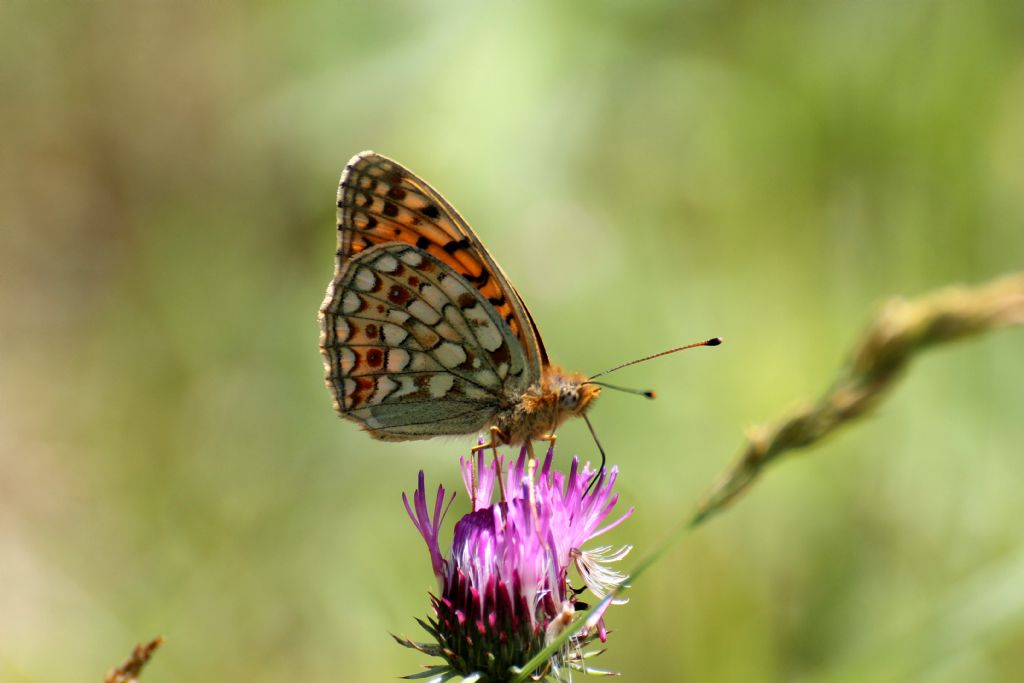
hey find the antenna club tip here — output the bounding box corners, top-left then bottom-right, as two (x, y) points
(645, 390), (657, 399)
(707, 337), (723, 346)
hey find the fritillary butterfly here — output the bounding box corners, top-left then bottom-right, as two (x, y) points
(318, 151), (600, 448)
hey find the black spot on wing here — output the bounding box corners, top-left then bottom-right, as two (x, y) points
(468, 269), (490, 287)
(443, 237), (471, 254)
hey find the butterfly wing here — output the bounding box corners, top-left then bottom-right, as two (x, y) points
(320, 243), (531, 439)
(332, 151), (547, 375)
(319, 152), (545, 440)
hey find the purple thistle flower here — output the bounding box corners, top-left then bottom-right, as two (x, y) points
(398, 446), (634, 680)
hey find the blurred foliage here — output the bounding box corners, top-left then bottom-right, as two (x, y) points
(1, 1), (1023, 682)
(694, 273), (1024, 525)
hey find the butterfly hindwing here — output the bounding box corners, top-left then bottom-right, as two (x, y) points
(320, 242), (532, 440)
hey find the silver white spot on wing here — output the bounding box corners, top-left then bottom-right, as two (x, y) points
(391, 376), (419, 399)
(353, 267), (379, 292)
(399, 249), (424, 268)
(386, 309), (410, 325)
(465, 304), (503, 352)
(371, 376), (397, 403)
(474, 369), (499, 388)
(341, 290), (362, 314)
(374, 254), (399, 273)
(419, 283), (446, 310)
(382, 323), (409, 346)
(442, 304), (475, 344)
(408, 299), (441, 325)
(435, 341), (468, 368)
(410, 351), (443, 371)
(340, 347), (356, 373)
(333, 319), (351, 342)
(387, 348), (411, 372)
(437, 271), (473, 301)
(428, 374), (455, 397)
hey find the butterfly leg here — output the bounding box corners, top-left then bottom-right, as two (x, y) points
(471, 425), (508, 454)
(536, 432), (558, 448)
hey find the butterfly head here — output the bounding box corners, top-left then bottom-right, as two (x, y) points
(549, 369), (601, 417)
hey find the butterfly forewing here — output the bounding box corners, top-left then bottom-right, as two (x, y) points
(334, 152), (547, 375)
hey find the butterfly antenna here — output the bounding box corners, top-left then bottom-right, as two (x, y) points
(582, 413), (605, 498)
(588, 337), (722, 380)
(587, 381), (657, 399)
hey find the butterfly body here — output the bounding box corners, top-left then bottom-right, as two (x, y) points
(318, 152), (599, 447)
(492, 366), (601, 445)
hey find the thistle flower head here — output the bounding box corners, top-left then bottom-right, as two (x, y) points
(399, 445), (634, 681)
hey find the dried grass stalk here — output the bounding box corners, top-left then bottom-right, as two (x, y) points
(103, 637), (164, 683)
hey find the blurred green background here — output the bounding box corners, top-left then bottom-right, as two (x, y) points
(2, 1), (1023, 681)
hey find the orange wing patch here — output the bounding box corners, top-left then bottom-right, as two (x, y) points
(336, 154), (522, 338)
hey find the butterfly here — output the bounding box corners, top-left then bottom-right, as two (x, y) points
(318, 151), (601, 453)
(318, 152), (720, 465)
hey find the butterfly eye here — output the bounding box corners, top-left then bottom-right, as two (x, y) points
(559, 387), (580, 409)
